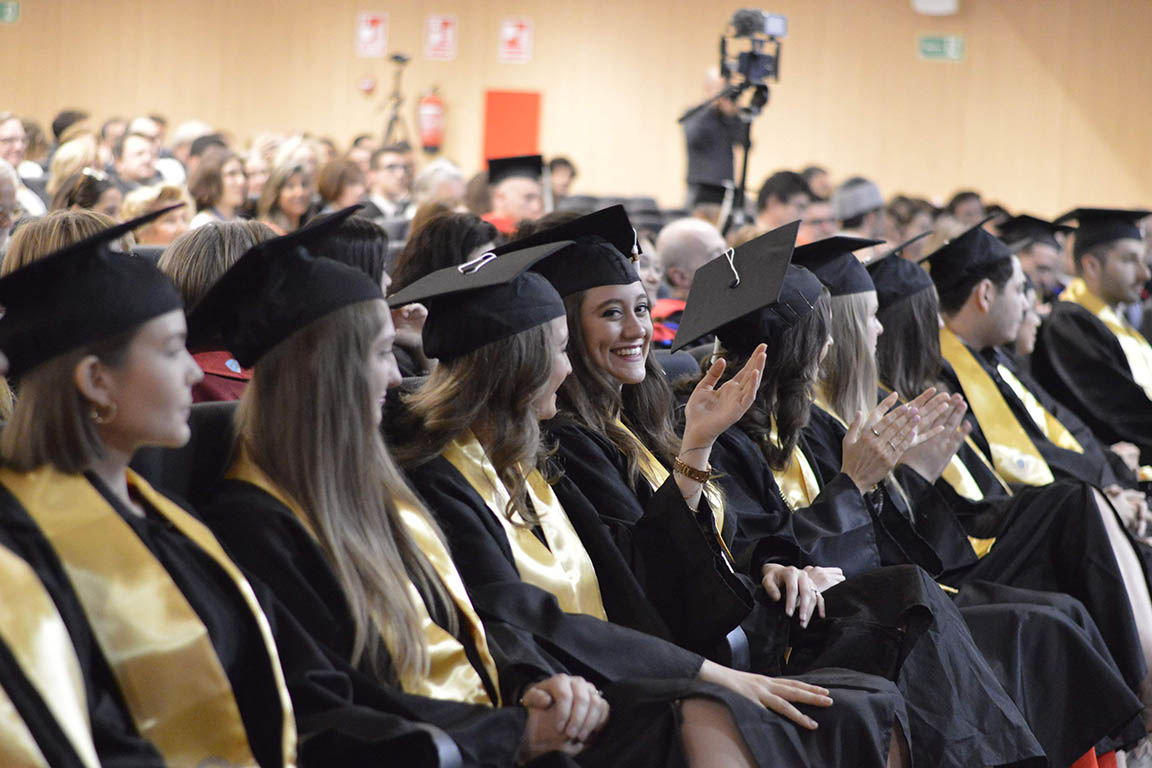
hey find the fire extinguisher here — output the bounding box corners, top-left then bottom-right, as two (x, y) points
(418, 88), (445, 154)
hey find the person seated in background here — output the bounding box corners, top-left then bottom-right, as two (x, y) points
(0, 112), (47, 216)
(257, 163), (311, 235)
(158, 219), (275, 401)
(120, 184), (192, 246)
(831, 177), (885, 260)
(482, 154), (544, 237)
(945, 190), (986, 228)
(363, 142), (415, 221)
(188, 147), (247, 227)
(801, 165), (832, 200)
(998, 213), (1073, 303)
(45, 134), (98, 201)
(755, 170), (811, 232)
(345, 133), (378, 176)
(650, 217), (726, 344)
(549, 156), (577, 203)
(49, 167), (123, 220)
(1, 208), (129, 275)
(411, 158), (466, 210)
(798, 196), (839, 245)
(884, 195), (935, 259)
(0, 160), (17, 255)
(109, 131), (161, 194)
(317, 158), (367, 213)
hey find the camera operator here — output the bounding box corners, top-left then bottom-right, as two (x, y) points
(680, 68), (744, 209)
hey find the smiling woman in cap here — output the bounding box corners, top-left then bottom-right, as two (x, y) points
(0, 209), (300, 767)
(390, 234), (918, 767)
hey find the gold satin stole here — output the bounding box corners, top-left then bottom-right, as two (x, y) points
(0, 543), (100, 768)
(226, 451), (500, 706)
(442, 433), (608, 620)
(0, 466), (297, 768)
(939, 327), (1055, 486)
(765, 429), (822, 512)
(1063, 277), (1152, 401)
(611, 419), (735, 564)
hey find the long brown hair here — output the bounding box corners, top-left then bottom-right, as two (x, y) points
(556, 290), (679, 486)
(875, 287), (944, 396)
(235, 300), (454, 684)
(724, 288), (831, 470)
(819, 292), (878, 422)
(397, 322), (556, 525)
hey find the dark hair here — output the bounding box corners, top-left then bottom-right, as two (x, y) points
(324, 217), (389, 285)
(463, 171), (491, 216)
(187, 147), (241, 211)
(886, 195), (937, 229)
(555, 291), (680, 486)
(945, 190), (982, 215)
(756, 171), (811, 214)
(50, 170), (116, 211)
(370, 144), (410, 169)
(875, 288), (942, 397)
(389, 213), (497, 292)
(800, 165), (826, 182)
(936, 257), (1014, 315)
(189, 134), (227, 158)
(100, 117), (125, 141)
(148, 114), (168, 129)
(51, 111), (88, 142)
(351, 134), (376, 148)
(548, 157), (576, 174)
(317, 159), (365, 205)
(112, 131), (151, 161)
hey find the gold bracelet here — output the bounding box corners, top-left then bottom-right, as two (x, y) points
(673, 457), (713, 483)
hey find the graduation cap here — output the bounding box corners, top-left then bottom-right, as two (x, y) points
(875, 230), (932, 261)
(997, 214), (1072, 252)
(187, 206), (382, 368)
(387, 241), (573, 362)
(0, 205), (185, 379)
(487, 155), (544, 186)
(917, 214), (1011, 293)
(1054, 208), (1151, 259)
(492, 205), (641, 297)
(867, 252), (934, 311)
(790, 236), (883, 296)
(671, 220), (816, 354)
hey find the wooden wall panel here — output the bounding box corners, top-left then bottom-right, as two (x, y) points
(3, 0), (1151, 215)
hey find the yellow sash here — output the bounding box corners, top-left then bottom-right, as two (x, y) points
(767, 430), (822, 512)
(939, 327), (1054, 485)
(226, 451), (499, 706)
(995, 364), (1084, 454)
(0, 544), (99, 768)
(443, 434), (608, 620)
(812, 396), (995, 558)
(1063, 277), (1152, 400)
(612, 420), (734, 563)
(0, 466), (297, 768)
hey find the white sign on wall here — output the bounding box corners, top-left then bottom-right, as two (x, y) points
(499, 17), (533, 63)
(356, 12), (388, 58)
(425, 15), (458, 61)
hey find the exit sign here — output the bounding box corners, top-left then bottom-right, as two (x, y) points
(918, 35), (964, 61)
(0, 2), (19, 23)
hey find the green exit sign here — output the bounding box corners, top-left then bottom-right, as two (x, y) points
(0, 2), (18, 23)
(919, 35), (964, 61)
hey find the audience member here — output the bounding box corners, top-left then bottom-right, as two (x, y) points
(257, 163), (311, 234)
(45, 134), (98, 199)
(49, 168), (122, 220)
(801, 165), (832, 199)
(317, 158), (367, 212)
(463, 170), (491, 216)
(411, 158), (465, 209)
(832, 176), (886, 260)
(798, 196), (839, 244)
(0, 113), (47, 216)
(548, 156), (577, 202)
(189, 147), (247, 227)
(110, 131), (161, 193)
(946, 189), (986, 228)
(0, 160), (16, 254)
(363, 142), (415, 221)
(483, 154), (544, 236)
(681, 68), (743, 207)
(97, 116), (126, 168)
(120, 184), (193, 246)
(755, 170), (811, 231)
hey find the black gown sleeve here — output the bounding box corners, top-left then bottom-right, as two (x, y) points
(1034, 301), (1152, 465)
(710, 427), (883, 578)
(406, 458), (705, 686)
(546, 418), (751, 655)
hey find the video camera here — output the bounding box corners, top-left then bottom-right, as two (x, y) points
(721, 9), (788, 88)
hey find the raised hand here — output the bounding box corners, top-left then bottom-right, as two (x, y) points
(682, 343), (767, 448)
(840, 391), (921, 492)
(900, 393), (972, 482)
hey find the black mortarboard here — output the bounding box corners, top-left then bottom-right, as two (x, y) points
(0, 206), (185, 378)
(487, 154), (544, 186)
(387, 242), (572, 361)
(493, 205), (640, 297)
(998, 214), (1072, 252)
(671, 220), (812, 353)
(867, 252), (934, 311)
(876, 230), (932, 261)
(1054, 208), (1151, 259)
(790, 236), (882, 296)
(918, 215), (1012, 294)
(187, 206), (382, 367)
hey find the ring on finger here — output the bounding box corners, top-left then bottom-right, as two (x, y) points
(888, 440), (897, 452)
(870, 427), (882, 437)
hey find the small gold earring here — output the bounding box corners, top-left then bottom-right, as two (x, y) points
(89, 402), (117, 424)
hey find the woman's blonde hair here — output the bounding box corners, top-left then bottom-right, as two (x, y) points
(819, 292), (879, 422)
(236, 300), (454, 684)
(397, 322), (557, 525)
(46, 135), (98, 198)
(158, 220), (274, 310)
(1, 209), (129, 276)
(120, 184), (194, 237)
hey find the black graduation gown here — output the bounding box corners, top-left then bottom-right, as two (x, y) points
(800, 409), (1147, 759)
(1034, 297), (1152, 464)
(939, 349), (1127, 489)
(407, 455), (912, 768)
(709, 426), (1048, 768)
(0, 490), (162, 768)
(544, 416), (752, 656)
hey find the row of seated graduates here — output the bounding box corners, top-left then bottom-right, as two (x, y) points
(0, 201), (1138, 764)
(136, 203), (1142, 767)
